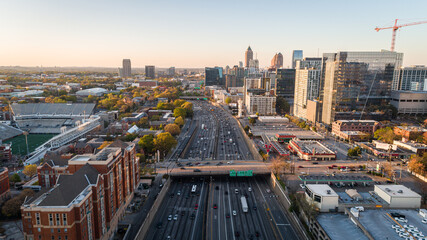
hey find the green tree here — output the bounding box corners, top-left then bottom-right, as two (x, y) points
(157, 101), (174, 110)
(174, 107), (187, 118)
(174, 116), (185, 126)
(154, 132), (177, 158)
(1, 189), (34, 218)
(225, 97), (232, 104)
(173, 99), (186, 107)
(9, 173), (21, 183)
(139, 134), (155, 155)
(276, 96), (290, 115)
(181, 102), (193, 116)
(164, 123), (181, 136)
(374, 127), (398, 144)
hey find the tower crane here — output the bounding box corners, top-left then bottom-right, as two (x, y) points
(375, 19), (427, 52)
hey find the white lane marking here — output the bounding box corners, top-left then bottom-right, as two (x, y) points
(227, 181), (236, 240)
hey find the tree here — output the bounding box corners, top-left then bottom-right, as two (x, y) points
(174, 116), (185, 126)
(270, 156), (286, 179)
(1, 189), (34, 218)
(181, 102), (193, 116)
(164, 123), (181, 136)
(244, 125), (250, 133)
(23, 164), (37, 178)
(154, 132), (177, 158)
(374, 127), (398, 144)
(225, 97), (231, 104)
(276, 96), (290, 115)
(139, 134), (155, 155)
(347, 146), (362, 157)
(173, 107), (187, 118)
(408, 153), (427, 176)
(173, 99), (186, 108)
(157, 101), (174, 110)
(9, 173), (21, 183)
(249, 118), (256, 125)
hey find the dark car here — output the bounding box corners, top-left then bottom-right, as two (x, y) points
(235, 231), (240, 237)
(156, 222), (162, 229)
(225, 191), (228, 195)
(312, 162), (319, 165)
(190, 213), (195, 220)
(215, 186), (219, 190)
(194, 169), (201, 172)
(255, 231), (260, 237)
(253, 206), (257, 210)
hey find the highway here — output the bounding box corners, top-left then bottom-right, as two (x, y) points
(179, 101), (254, 161)
(144, 177), (209, 240)
(144, 176), (299, 240)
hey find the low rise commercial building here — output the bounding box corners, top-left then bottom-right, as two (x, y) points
(391, 90), (427, 114)
(393, 125), (426, 141)
(393, 140), (427, 156)
(332, 120), (381, 136)
(374, 185), (421, 208)
(305, 184), (339, 212)
(288, 140), (336, 161)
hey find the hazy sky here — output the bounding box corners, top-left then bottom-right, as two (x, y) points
(1, 0), (427, 68)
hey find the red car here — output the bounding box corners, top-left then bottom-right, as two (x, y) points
(298, 166), (304, 168)
(331, 165), (338, 168)
(213, 204), (217, 209)
(195, 204), (198, 210)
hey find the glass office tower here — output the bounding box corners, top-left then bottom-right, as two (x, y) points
(321, 51), (403, 124)
(292, 50), (303, 68)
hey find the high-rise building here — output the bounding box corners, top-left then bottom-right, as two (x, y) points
(205, 67), (223, 86)
(296, 57), (322, 70)
(271, 53), (283, 69)
(245, 93), (276, 115)
(145, 65), (155, 79)
(293, 67), (321, 120)
(292, 50), (303, 68)
(275, 69), (296, 104)
(167, 67), (176, 77)
(239, 61), (243, 68)
(245, 46), (253, 68)
(321, 51), (403, 124)
(121, 59), (131, 78)
(225, 65), (230, 75)
(392, 65), (427, 91)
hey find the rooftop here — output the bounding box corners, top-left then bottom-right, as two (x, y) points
(299, 174), (373, 182)
(0, 123), (23, 141)
(375, 185), (421, 198)
(306, 184), (338, 197)
(11, 103), (95, 117)
(317, 214), (369, 240)
(31, 164), (99, 207)
(291, 140), (335, 154)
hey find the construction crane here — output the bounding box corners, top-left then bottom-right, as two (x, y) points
(375, 19), (427, 52)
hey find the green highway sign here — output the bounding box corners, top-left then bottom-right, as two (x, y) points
(229, 170), (253, 177)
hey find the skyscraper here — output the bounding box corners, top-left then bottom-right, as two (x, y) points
(122, 59), (131, 78)
(205, 67), (222, 86)
(145, 65), (155, 79)
(293, 60), (321, 119)
(167, 67), (175, 77)
(271, 53), (283, 69)
(245, 46), (253, 68)
(392, 66), (427, 91)
(321, 51), (403, 124)
(275, 69), (296, 104)
(292, 50), (303, 68)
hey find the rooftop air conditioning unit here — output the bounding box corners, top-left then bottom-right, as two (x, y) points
(398, 190), (403, 193)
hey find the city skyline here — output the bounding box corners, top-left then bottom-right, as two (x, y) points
(1, 0), (427, 68)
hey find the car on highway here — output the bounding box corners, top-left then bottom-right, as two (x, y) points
(193, 169), (201, 172)
(235, 231), (240, 237)
(195, 204), (198, 210)
(156, 222), (162, 229)
(253, 206), (257, 210)
(226, 213), (230, 218)
(312, 162), (319, 165)
(235, 189), (239, 194)
(190, 213), (195, 220)
(173, 214), (178, 220)
(168, 215), (172, 221)
(180, 167), (185, 170)
(298, 166), (304, 168)
(213, 204), (217, 209)
(177, 191), (181, 196)
(181, 211), (185, 216)
(232, 210), (237, 216)
(248, 187), (252, 192)
(225, 191), (228, 195)
(255, 231), (260, 237)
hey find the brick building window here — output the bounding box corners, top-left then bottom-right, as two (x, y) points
(63, 214), (67, 225)
(49, 214), (53, 226)
(36, 213), (40, 225)
(56, 214), (60, 225)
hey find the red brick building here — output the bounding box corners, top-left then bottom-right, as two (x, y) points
(0, 143), (12, 161)
(332, 120), (381, 140)
(0, 167), (10, 202)
(37, 158), (69, 188)
(393, 126), (426, 141)
(22, 140), (139, 240)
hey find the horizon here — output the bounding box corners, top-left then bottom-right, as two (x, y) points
(1, 0), (427, 68)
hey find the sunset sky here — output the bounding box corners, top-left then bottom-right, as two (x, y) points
(1, 0), (427, 68)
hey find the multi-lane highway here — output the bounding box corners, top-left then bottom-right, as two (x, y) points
(144, 177), (209, 240)
(179, 101), (253, 161)
(145, 176), (299, 240)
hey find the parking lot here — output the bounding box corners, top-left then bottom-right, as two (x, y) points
(145, 176), (299, 240)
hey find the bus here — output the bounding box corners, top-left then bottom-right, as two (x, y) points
(191, 185), (197, 193)
(241, 196), (248, 213)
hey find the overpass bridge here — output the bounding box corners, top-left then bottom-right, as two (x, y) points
(24, 117), (101, 165)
